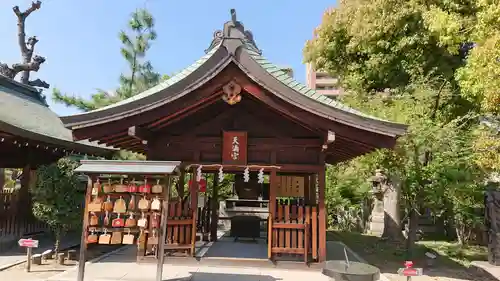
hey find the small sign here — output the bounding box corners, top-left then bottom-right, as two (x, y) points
(18, 238), (39, 248)
(397, 267), (423, 276)
(222, 131), (247, 165)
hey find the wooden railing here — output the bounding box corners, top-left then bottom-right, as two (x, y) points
(269, 203), (318, 263)
(165, 200), (195, 255)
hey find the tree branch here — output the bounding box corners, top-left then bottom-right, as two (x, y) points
(13, 1), (42, 84)
(0, 63), (15, 78)
(12, 1), (41, 55)
(27, 36), (39, 52)
(10, 55), (45, 77)
(28, 78), (49, 89)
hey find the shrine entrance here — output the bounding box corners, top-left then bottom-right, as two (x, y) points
(62, 9), (406, 264)
(177, 164), (320, 264)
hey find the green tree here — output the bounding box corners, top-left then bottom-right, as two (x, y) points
(303, 0), (476, 120)
(304, 0), (492, 256)
(32, 158), (83, 256)
(52, 8), (163, 111)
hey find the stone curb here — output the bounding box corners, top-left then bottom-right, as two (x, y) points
(0, 242), (81, 272)
(334, 241), (391, 281)
(45, 245), (130, 281)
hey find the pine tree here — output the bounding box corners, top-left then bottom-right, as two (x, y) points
(53, 9), (164, 111)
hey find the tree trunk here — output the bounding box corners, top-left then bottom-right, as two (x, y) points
(382, 179), (404, 241)
(406, 208), (419, 259)
(54, 229), (61, 261)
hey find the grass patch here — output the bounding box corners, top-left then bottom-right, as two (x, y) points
(328, 231), (488, 270)
(418, 240), (488, 267)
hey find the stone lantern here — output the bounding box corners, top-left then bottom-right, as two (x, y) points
(368, 169), (387, 236)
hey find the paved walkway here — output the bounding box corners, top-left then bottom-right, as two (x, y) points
(45, 247), (329, 281)
(0, 233), (80, 270)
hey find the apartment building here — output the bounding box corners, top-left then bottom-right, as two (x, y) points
(305, 63), (342, 97)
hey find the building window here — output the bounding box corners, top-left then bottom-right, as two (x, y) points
(316, 86), (337, 90)
(315, 72), (330, 79)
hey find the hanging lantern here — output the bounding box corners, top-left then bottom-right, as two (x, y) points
(243, 167), (250, 183)
(257, 168), (264, 184)
(196, 165), (203, 182)
(218, 166), (224, 183)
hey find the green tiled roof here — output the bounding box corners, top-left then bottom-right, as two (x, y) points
(0, 75), (114, 155)
(243, 44), (389, 122)
(89, 40), (389, 124)
(91, 45), (221, 112)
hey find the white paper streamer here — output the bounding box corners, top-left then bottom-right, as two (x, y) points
(218, 166), (224, 183)
(257, 168), (264, 184)
(196, 165), (203, 182)
(243, 167), (250, 182)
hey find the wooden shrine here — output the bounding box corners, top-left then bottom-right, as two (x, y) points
(62, 9), (407, 263)
(0, 75), (114, 168)
(0, 75), (114, 245)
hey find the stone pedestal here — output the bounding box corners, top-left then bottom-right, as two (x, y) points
(369, 196), (384, 236)
(322, 261), (380, 281)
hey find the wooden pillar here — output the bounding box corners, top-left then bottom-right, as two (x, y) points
(177, 168), (185, 199)
(18, 165), (31, 235)
(77, 176), (93, 281)
(268, 169), (277, 259)
(309, 174), (317, 204)
(210, 172), (219, 241)
(0, 168), (4, 191)
(190, 168), (198, 256)
(318, 167), (327, 262)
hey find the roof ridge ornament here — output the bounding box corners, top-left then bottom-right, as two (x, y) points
(205, 9), (262, 55)
(222, 81), (242, 105)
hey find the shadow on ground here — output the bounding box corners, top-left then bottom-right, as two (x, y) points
(328, 230), (496, 281)
(164, 272), (282, 281)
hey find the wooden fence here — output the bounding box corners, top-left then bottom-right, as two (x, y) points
(270, 203), (318, 263)
(0, 191), (48, 238)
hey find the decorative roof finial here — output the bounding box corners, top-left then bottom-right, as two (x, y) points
(205, 8), (262, 55)
(230, 9), (237, 23)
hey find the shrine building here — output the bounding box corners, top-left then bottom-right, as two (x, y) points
(62, 10), (406, 263)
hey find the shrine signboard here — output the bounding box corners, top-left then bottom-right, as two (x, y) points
(222, 131), (247, 165)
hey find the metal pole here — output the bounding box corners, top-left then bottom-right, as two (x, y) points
(156, 175), (172, 281)
(25, 239), (32, 273)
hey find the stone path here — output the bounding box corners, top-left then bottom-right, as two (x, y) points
(46, 247), (330, 281)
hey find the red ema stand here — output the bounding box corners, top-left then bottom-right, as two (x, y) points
(397, 261), (423, 280)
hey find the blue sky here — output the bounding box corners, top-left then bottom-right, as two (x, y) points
(0, 0), (334, 116)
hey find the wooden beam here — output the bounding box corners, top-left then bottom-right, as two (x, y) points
(128, 126), (153, 144)
(72, 68), (236, 140)
(233, 75), (397, 149)
(152, 94), (222, 130)
(158, 136), (322, 147)
(93, 131), (126, 143)
(327, 130), (335, 144)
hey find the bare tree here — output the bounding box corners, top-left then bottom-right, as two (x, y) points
(0, 1), (49, 88)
